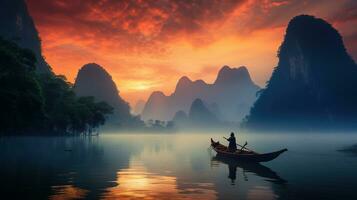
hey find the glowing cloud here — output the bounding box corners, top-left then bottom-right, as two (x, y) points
(25, 0), (357, 104)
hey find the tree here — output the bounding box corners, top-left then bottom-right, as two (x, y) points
(0, 37), (113, 134)
(0, 38), (45, 133)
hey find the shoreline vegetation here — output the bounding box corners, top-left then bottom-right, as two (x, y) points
(0, 38), (113, 135)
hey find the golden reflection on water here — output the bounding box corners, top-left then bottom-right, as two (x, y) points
(50, 185), (88, 200)
(247, 186), (277, 200)
(102, 160), (217, 200)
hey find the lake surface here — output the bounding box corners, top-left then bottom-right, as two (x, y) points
(1, 132), (357, 200)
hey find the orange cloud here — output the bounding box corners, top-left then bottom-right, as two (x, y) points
(25, 0), (357, 105)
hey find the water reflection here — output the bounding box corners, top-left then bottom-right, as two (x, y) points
(0, 136), (134, 199)
(103, 160), (178, 199)
(50, 185), (88, 200)
(0, 134), (287, 200)
(103, 159), (217, 199)
(211, 156), (287, 185)
(2, 133), (357, 200)
(210, 155), (287, 200)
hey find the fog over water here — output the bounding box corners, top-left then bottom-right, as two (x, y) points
(1, 131), (357, 200)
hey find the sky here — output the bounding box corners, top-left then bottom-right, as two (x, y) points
(25, 0), (357, 106)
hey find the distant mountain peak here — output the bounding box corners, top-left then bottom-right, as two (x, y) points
(75, 63), (119, 94)
(79, 63), (107, 73)
(74, 63), (144, 127)
(74, 63), (134, 125)
(189, 98), (218, 124)
(288, 15), (336, 33)
(191, 98), (204, 107)
(286, 15), (345, 55)
(175, 76), (193, 93)
(193, 79), (207, 85)
(178, 76), (192, 83)
(79, 63), (112, 77)
(150, 91), (167, 99)
(142, 65), (260, 122)
(279, 14), (351, 83)
(82, 63), (104, 69)
(214, 65), (252, 86)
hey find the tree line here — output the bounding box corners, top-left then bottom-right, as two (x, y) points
(0, 38), (113, 135)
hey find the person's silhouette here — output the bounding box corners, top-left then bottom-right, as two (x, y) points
(226, 132), (237, 152)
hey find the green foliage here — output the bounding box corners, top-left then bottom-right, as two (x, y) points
(71, 96), (113, 133)
(0, 38), (44, 132)
(0, 38), (113, 134)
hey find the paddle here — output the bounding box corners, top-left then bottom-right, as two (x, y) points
(223, 137), (255, 153)
(240, 141), (248, 152)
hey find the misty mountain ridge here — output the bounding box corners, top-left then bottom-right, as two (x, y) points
(214, 66), (253, 86)
(171, 99), (221, 129)
(132, 99), (146, 115)
(245, 15), (357, 129)
(142, 65), (260, 122)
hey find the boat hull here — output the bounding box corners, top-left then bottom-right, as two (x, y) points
(211, 138), (287, 163)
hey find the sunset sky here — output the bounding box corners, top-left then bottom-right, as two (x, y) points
(25, 0), (357, 105)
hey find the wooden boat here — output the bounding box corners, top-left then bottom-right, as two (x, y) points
(211, 138), (287, 163)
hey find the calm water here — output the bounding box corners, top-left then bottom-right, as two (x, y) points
(1, 132), (357, 200)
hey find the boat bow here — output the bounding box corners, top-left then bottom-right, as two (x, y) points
(210, 138), (287, 162)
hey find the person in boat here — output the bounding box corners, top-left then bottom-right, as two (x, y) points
(226, 132), (237, 152)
